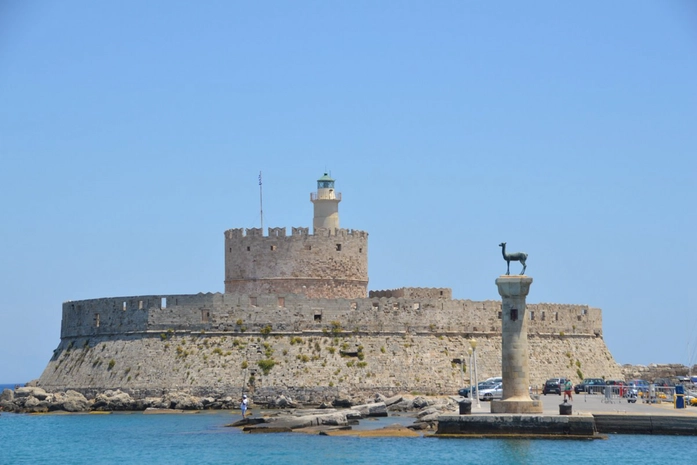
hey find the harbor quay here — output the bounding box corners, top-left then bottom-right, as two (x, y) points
(436, 392), (697, 438)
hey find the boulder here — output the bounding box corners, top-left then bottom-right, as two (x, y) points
(253, 411), (349, 430)
(57, 390), (90, 412)
(93, 390), (137, 411)
(351, 402), (388, 418)
(164, 392), (203, 410)
(332, 398), (353, 408)
(0, 389), (14, 402)
(412, 396), (430, 409)
(23, 395), (49, 413)
(273, 395), (298, 408)
(14, 387), (49, 400)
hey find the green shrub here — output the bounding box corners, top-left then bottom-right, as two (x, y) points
(331, 321), (343, 335)
(107, 359), (115, 370)
(327, 347), (336, 354)
(261, 325), (272, 335)
(241, 361), (248, 369)
(257, 359), (276, 375)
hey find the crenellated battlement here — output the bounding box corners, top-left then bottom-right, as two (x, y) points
(224, 227), (368, 239)
(369, 287), (452, 300)
(59, 291), (605, 340)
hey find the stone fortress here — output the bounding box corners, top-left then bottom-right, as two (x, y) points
(37, 174), (623, 403)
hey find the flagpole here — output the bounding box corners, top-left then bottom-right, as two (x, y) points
(259, 171), (263, 232)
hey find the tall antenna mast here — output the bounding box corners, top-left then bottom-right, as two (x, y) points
(259, 171), (263, 232)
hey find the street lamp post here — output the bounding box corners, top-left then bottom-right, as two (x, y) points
(467, 348), (473, 399)
(471, 339), (480, 408)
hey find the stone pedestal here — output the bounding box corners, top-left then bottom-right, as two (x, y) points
(490, 275), (543, 414)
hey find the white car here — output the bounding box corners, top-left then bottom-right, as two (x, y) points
(479, 382), (503, 401)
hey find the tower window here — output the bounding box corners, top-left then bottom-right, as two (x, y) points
(246, 246), (250, 251)
(530, 311), (535, 320)
(336, 244), (342, 251)
(305, 245), (312, 251)
(314, 314), (322, 322)
(270, 245), (276, 251)
(278, 297), (285, 307)
(94, 313), (100, 327)
(359, 248), (362, 253)
(510, 308), (518, 321)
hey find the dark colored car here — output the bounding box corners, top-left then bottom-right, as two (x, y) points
(574, 378), (605, 394)
(542, 378), (567, 395)
(605, 380), (626, 395)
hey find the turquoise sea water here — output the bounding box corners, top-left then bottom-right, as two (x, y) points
(1, 411), (695, 465)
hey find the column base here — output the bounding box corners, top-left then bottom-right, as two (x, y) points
(491, 398), (543, 414)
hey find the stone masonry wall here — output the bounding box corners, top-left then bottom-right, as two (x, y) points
(224, 227), (368, 299)
(37, 331), (621, 402)
(40, 290), (621, 399)
(58, 292), (604, 340)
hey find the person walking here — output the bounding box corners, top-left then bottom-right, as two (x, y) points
(564, 379), (573, 401)
(241, 394), (249, 419)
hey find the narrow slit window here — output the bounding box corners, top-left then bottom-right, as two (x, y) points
(510, 308), (518, 321)
(336, 244), (342, 251)
(122, 301), (127, 311)
(94, 313), (100, 327)
(161, 298), (166, 309)
(277, 297), (285, 307)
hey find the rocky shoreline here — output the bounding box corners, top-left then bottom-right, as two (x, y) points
(0, 386), (459, 432)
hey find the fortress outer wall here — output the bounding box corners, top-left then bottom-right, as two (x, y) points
(37, 289), (621, 400)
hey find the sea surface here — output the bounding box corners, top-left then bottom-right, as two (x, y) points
(1, 408), (695, 465)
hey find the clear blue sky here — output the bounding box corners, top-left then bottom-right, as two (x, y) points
(1, 1), (696, 383)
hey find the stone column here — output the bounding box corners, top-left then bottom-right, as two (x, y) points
(490, 275), (543, 414)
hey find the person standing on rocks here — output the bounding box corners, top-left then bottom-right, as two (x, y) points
(241, 394), (249, 419)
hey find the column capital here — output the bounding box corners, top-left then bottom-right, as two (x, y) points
(495, 275), (533, 298)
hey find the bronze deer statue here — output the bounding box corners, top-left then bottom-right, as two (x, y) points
(499, 242), (527, 275)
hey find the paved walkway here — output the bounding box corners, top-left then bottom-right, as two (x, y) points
(463, 392), (697, 416)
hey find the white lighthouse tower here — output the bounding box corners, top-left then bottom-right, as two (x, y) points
(311, 173), (341, 231)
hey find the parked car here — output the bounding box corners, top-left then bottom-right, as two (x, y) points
(458, 377), (502, 397)
(574, 378), (605, 394)
(605, 380), (626, 395)
(479, 382), (503, 401)
(542, 378), (567, 395)
(626, 379), (649, 395)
